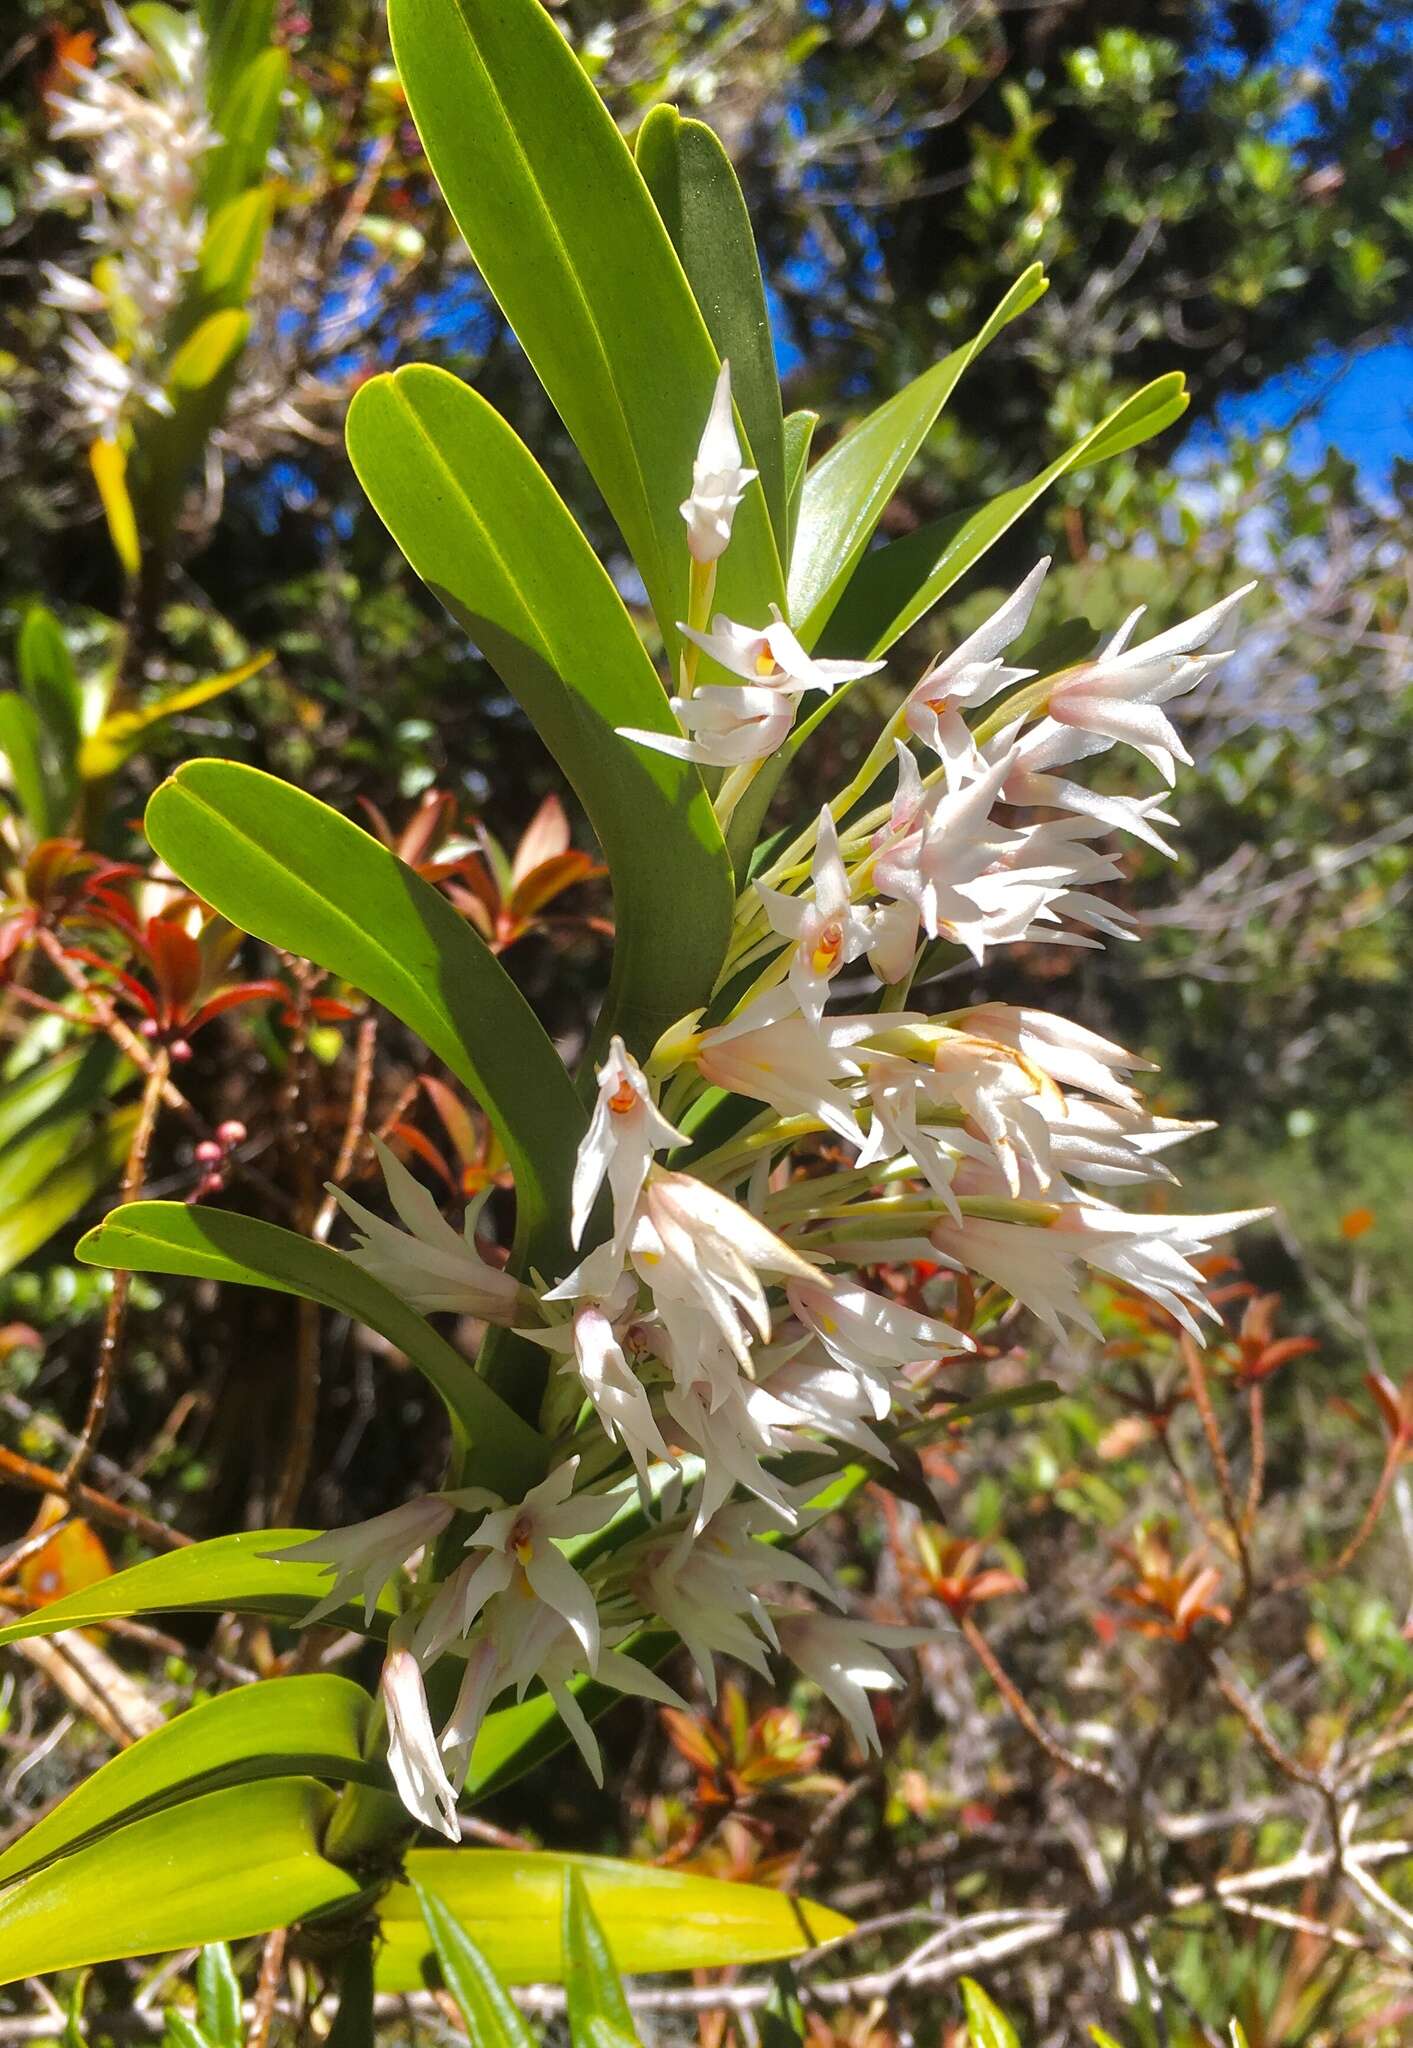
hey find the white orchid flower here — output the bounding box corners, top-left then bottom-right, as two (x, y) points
(679, 606), (884, 695)
(330, 1137), (521, 1321)
(571, 1035), (686, 1252)
(785, 1273), (971, 1397)
(756, 809), (876, 1023)
(532, 1251), (675, 1493)
(619, 680), (797, 767)
(695, 987), (889, 1145)
(774, 1613), (929, 1757)
(627, 1164), (819, 1369)
(952, 1004), (1154, 1109)
(269, 1495), (454, 1626)
(1046, 584), (1255, 784)
(381, 1623), (460, 1839)
(903, 559), (1050, 787)
(424, 1459), (616, 1672)
(680, 360), (757, 564)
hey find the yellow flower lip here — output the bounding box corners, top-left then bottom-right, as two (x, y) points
(754, 645), (778, 677)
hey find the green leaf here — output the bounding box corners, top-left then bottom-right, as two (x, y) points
(144, 760), (584, 1274)
(0, 1040), (127, 1154)
(198, 0), (275, 130)
(375, 1851), (852, 1990)
(0, 694), (59, 838)
(782, 409), (818, 563)
(787, 266), (1048, 646)
(636, 105), (786, 545)
(346, 365), (734, 1053)
(564, 1868), (638, 2048)
(324, 1941), (376, 2048)
(0, 1677), (380, 1886)
(561, 1870), (641, 2046)
(78, 1203), (548, 1490)
(961, 1977), (1020, 2048)
(0, 1778), (359, 1985)
(386, 0), (782, 662)
(197, 1944), (243, 2048)
(413, 1883), (535, 2048)
(17, 606), (83, 780)
(79, 653), (270, 782)
(0, 1528), (397, 1649)
(821, 373), (1191, 660)
(134, 309), (250, 547)
(202, 48), (286, 215)
(760, 1967), (806, 2048)
(0, 1104), (138, 1277)
(164, 2012), (207, 2048)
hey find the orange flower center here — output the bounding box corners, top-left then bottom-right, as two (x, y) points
(608, 1077), (637, 1115)
(810, 921), (844, 975)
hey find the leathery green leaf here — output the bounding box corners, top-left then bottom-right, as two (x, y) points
(346, 365), (734, 1052)
(0, 1528), (397, 1648)
(144, 760), (584, 1272)
(0, 1677), (380, 1885)
(787, 265), (1047, 646)
(386, 0), (782, 660)
(636, 105), (787, 546)
(413, 1884), (535, 2048)
(76, 1202), (548, 1490)
(375, 1850), (852, 1989)
(0, 1779), (359, 1985)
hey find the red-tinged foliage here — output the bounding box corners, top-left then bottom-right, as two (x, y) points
(64, 901), (286, 1056)
(898, 1525), (1024, 1620)
(1109, 1521), (1231, 1642)
(361, 788), (608, 952)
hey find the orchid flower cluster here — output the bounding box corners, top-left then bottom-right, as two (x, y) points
(280, 365), (1263, 1839)
(34, 2), (211, 440)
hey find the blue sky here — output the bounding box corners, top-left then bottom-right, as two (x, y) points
(1191, 2), (1412, 490)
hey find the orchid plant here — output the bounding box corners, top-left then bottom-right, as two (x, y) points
(0, 0), (1266, 2010)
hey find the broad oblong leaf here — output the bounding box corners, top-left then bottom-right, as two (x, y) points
(386, 0), (782, 659)
(346, 365), (734, 1052)
(375, 1850), (852, 1990)
(787, 266), (1048, 646)
(144, 761), (584, 1271)
(76, 1202), (548, 1491)
(0, 1677), (380, 1885)
(0, 1778), (359, 1985)
(637, 105), (787, 545)
(0, 1529), (397, 1648)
